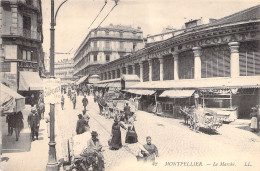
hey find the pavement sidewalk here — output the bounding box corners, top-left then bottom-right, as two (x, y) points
(1, 105), (50, 171)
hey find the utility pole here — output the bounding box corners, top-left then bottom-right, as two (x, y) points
(47, 0), (68, 170)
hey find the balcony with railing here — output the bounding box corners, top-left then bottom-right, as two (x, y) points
(1, 26), (42, 41)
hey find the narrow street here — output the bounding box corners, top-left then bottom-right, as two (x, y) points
(55, 94), (260, 171)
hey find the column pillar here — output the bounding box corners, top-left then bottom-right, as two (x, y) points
(110, 71), (113, 79)
(132, 64), (136, 75)
(172, 52), (179, 80)
(11, 5), (18, 34)
(125, 65), (129, 75)
(192, 47), (202, 79)
(158, 57), (164, 81)
(148, 59), (152, 81)
(120, 67), (123, 77)
(139, 62), (143, 82)
(228, 42), (240, 78)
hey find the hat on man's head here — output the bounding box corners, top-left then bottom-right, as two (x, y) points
(31, 107), (36, 112)
(78, 114), (83, 118)
(91, 131), (98, 136)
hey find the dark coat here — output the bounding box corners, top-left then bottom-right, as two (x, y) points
(13, 112), (24, 129)
(76, 118), (88, 134)
(125, 125), (138, 143)
(82, 97), (88, 107)
(27, 112), (40, 128)
(110, 122), (126, 149)
(124, 106), (131, 115)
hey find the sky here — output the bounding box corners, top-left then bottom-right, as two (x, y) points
(41, 0), (260, 61)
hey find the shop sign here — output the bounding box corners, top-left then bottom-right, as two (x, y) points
(18, 61), (38, 69)
(0, 62), (10, 72)
(200, 89), (231, 95)
(43, 78), (61, 104)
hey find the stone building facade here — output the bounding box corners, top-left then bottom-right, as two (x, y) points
(54, 58), (75, 82)
(0, 0), (44, 92)
(73, 24), (144, 78)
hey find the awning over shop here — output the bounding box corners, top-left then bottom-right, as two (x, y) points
(96, 84), (108, 88)
(121, 74), (140, 81)
(76, 75), (89, 85)
(88, 75), (100, 84)
(127, 89), (156, 95)
(129, 76), (260, 90)
(159, 90), (195, 98)
(19, 71), (43, 91)
(1, 83), (25, 112)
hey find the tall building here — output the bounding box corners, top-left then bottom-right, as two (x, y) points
(54, 58), (75, 83)
(73, 24), (144, 79)
(0, 0), (44, 93)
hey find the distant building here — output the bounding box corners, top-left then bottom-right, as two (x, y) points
(73, 24), (145, 79)
(0, 0), (44, 94)
(54, 58), (75, 83)
(146, 18), (217, 46)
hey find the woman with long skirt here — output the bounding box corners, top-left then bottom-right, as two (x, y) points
(110, 118), (126, 150)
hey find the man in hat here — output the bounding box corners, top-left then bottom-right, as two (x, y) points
(72, 93), (77, 109)
(76, 114), (88, 135)
(86, 131), (104, 170)
(124, 103), (131, 123)
(142, 136), (159, 162)
(27, 107), (40, 141)
(82, 95), (88, 111)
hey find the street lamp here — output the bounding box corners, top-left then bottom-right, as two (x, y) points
(47, 0), (68, 171)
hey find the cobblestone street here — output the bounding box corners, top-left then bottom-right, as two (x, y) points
(55, 94), (260, 171)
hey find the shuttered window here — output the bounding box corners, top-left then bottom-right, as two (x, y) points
(179, 51), (194, 79)
(163, 55), (174, 80)
(135, 63), (140, 78)
(128, 65), (133, 75)
(239, 41), (260, 76)
(152, 58), (160, 81)
(201, 45), (230, 78)
(143, 61), (149, 82)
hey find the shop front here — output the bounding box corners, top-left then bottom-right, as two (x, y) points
(18, 71), (44, 105)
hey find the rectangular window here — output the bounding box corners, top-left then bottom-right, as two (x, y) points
(94, 41), (97, 48)
(239, 41), (260, 76)
(23, 15), (31, 37)
(120, 42), (124, 49)
(106, 55), (110, 62)
(27, 51), (31, 60)
(105, 41), (110, 48)
(179, 51), (194, 79)
(106, 31), (109, 36)
(201, 45), (230, 78)
(120, 32), (123, 38)
(23, 50), (27, 60)
(94, 55), (97, 62)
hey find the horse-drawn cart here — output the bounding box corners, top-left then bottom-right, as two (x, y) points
(181, 107), (229, 133)
(103, 99), (136, 121)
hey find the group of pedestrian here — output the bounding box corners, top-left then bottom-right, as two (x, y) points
(6, 110), (24, 141)
(75, 94), (90, 135)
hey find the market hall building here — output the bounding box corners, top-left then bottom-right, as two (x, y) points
(97, 5), (260, 120)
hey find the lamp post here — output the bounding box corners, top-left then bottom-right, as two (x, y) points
(47, 0), (68, 171)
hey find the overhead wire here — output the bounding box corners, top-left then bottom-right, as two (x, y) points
(88, 0), (108, 29)
(95, 1), (119, 30)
